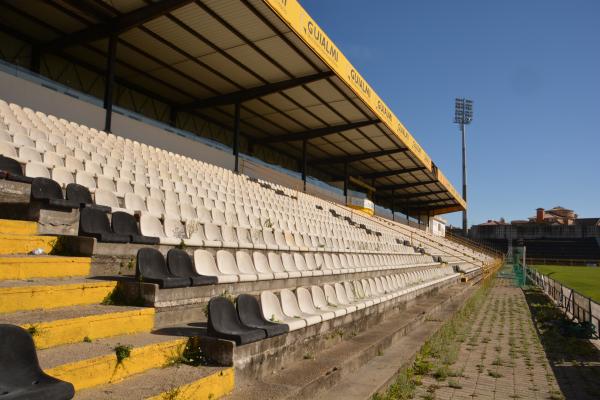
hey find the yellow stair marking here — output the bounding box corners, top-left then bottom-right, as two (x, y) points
(0, 281), (116, 313)
(23, 308), (155, 350)
(0, 233), (57, 255)
(46, 338), (188, 391)
(0, 219), (38, 235)
(146, 367), (235, 400)
(0, 256), (91, 280)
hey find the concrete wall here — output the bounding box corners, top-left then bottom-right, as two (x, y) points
(470, 224), (600, 240)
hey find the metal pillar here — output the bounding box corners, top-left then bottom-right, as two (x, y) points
(31, 46), (41, 74)
(301, 139), (307, 192)
(343, 162), (349, 201)
(461, 123), (468, 235)
(233, 102), (241, 173)
(169, 108), (177, 127)
(103, 34), (117, 133)
(391, 190), (395, 221)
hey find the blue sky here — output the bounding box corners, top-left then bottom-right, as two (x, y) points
(300, 0), (600, 227)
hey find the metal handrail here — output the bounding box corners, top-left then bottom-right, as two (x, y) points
(526, 258), (600, 266)
(526, 268), (599, 338)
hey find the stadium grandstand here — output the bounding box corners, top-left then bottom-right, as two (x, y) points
(0, 1), (500, 399)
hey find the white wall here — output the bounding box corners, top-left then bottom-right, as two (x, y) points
(430, 218), (447, 237)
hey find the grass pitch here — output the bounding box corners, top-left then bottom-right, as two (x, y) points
(531, 265), (600, 302)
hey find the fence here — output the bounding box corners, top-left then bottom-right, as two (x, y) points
(526, 257), (600, 267)
(525, 268), (600, 338)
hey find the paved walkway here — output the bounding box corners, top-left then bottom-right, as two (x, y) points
(414, 277), (563, 400)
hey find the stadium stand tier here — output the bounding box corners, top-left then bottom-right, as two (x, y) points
(0, 0), (500, 398)
(0, 98), (496, 398)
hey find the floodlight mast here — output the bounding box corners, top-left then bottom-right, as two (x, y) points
(454, 98), (473, 236)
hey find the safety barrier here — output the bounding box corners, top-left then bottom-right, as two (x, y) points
(526, 268), (599, 338)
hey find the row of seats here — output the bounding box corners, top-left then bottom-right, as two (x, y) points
(2, 103), (405, 251)
(204, 266), (455, 346)
(260, 266), (457, 331)
(134, 246), (438, 287)
(1, 100), (482, 266)
(207, 294), (288, 345)
(75, 197), (417, 255)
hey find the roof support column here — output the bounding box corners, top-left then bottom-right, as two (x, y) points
(343, 162), (349, 203)
(169, 108), (177, 127)
(31, 45), (41, 74)
(233, 102), (241, 173)
(391, 190), (395, 222)
(103, 34), (117, 133)
(301, 139), (307, 192)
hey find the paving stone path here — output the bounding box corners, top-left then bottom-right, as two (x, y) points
(414, 277), (563, 400)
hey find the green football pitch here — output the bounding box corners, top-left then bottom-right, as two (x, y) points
(532, 265), (600, 302)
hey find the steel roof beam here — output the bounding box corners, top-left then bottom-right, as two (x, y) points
(311, 148), (409, 166)
(379, 189), (449, 200)
(44, 0), (194, 51)
(255, 119), (378, 144)
(360, 166), (428, 180)
(177, 71), (333, 111)
(375, 180), (438, 191)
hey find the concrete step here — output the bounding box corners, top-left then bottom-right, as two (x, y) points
(0, 218), (38, 235)
(0, 254), (91, 280)
(316, 292), (469, 399)
(0, 304), (155, 349)
(75, 364), (234, 400)
(225, 284), (474, 400)
(0, 277), (116, 313)
(39, 332), (188, 391)
(0, 232), (58, 255)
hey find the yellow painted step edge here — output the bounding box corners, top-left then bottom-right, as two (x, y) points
(0, 281), (116, 313)
(0, 233), (57, 255)
(23, 308), (155, 350)
(0, 256), (91, 280)
(0, 219), (37, 235)
(146, 367), (235, 400)
(46, 338), (188, 391)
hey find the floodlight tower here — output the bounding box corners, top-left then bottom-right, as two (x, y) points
(454, 98), (473, 236)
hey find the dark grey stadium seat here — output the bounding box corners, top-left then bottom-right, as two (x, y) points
(236, 294), (288, 338)
(111, 212), (159, 245)
(166, 248), (217, 286)
(78, 207), (129, 243)
(136, 248), (189, 289)
(0, 324), (74, 400)
(30, 178), (78, 209)
(207, 297), (266, 345)
(0, 155), (32, 184)
(65, 183), (110, 213)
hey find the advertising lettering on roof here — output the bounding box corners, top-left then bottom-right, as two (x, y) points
(263, 0), (465, 208)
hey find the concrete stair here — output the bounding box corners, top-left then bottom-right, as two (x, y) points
(75, 364), (234, 400)
(0, 218), (234, 399)
(1, 304), (155, 349)
(225, 284), (474, 400)
(0, 277), (117, 313)
(0, 218), (58, 254)
(0, 255), (91, 280)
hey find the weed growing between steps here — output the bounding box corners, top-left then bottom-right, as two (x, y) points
(49, 236), (68, 256)
(165, 340), (211, 367)
(373, 278), (494, 400)
(114, 344), (133, 364)
(101, 284), (145, 306)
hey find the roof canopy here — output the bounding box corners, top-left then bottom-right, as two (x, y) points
(0, 0), (466, 215)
